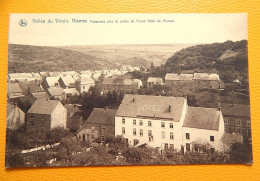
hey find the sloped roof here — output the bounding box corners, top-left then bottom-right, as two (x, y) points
(102, 76), (141, 86)
(44, 76), (60, 87)
(64, 104), (80, 115)
(147, 77), (163, 83)
(193, 73), (219, 81)
(27, 100), (62, 114)
(6, 103), (25, 130)
(64, 88), (79, 95)
(31, 92), (49, 100)
(220, 103), (250, 118)
(79, 75), (95, 84)
(19, 82), (43, 94)
(183, 107), (221, 131)
(59, 76), (75, 87)
(47, 87), (64, 96)
(165, 73), (193, 81)
(116, 94), (186, 121)
(86, 108), (116, 125)
(7, 83), (23, 94)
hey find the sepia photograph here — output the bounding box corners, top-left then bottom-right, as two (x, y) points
(5, 13), (252, 168)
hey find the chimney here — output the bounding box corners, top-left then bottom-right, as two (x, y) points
(169, 105), (171, 112)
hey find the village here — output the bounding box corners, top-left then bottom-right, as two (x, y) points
(6, 63), (252, 167)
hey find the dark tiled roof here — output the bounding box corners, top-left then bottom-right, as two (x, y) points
(193, 73), (219, 81)
(86, 108), (117, 125)
(220, 103), (250, 118)
(64, 104), (80, 114)
(116, 94), (186, 121)
(27, 100), (62, 115)
(183, 107), (221, 131)
(30, 92), (50, 100)
(19, 82), (43, 94)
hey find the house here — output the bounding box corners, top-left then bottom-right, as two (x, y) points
(115, 94), (225, 153)
(75, 75), (95, 94)
(47, 87), (64, 100)
(220, 103), (251, 142)
(101, 75), (142, 92)
(41, 76), (60, 90)
(26, 100), (67, 138)
(64, 104), (82, 131)
(164, 73), (225, 90)
(6, 103), (25, 131)
(182, 107), (224, 153)
(193, 73), (225, 89)
(19, 82), (44, 95)
(8, 73), (34, 82)
(165, 73), (194, 89)
(28, 92), (50, 106)
(7, 83), (24, 100)
(77, 108), (117, 142)
(147, 77), (163, 88)
(58, 75), (75, 89)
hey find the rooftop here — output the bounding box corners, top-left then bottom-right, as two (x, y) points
(220, 103), (250, 118)
(183, 107), (221, 131)
(27, 100), (62, 115)
(165, 73), (193, 81)
(193, 73), (219, 81)
(116, 94), (186, 121)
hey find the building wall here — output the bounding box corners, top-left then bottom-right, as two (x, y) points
(224, 115), (251, 140)
(182, 113), (224, 152)
(77, 128), (99, 142)
(76, 83), (94, 94)
(77, 122), (115, 142)
(51, 103), (67, 129)
(25, 113), (51, 138)
(194, 80), (221, 89)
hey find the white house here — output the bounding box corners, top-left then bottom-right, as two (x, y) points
(115, 94), (225, 153)
(75, 75), (95, 94)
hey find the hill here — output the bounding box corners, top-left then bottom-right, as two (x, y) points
(150, 40), (249, 85)
(8, 44), (118, 73)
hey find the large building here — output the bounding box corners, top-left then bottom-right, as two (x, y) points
(115, 94), (225, 153)
(220, 103), (251, 142)
(75, 74), (95, 94)
(26, 100), (67, 138)
(165, 73), (225, 90)
(101, 75), (142, 92)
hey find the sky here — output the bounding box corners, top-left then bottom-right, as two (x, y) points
(9, 13), (248, 46)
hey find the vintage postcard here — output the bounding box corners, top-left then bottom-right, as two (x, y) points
(6, 13), (252, 168)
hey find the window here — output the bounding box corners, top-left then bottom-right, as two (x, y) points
(148, 121), (152, 127)
(41, 121), (44, 127)
(91, 134), (95, 139)
(133, 128), (136, 136)
(30, 115), (34, 119)
(169, 123), (173, 129)
(161, 131), (165, 138)
(83, 134), (86, 141)
(101, 136), (105, 142)
(161, 122), (165, 128)
(102, 128), (106, 134)
(248, 129), (251, 138)
(194, 144), (198, 152)
(133, 119), (136, 125)
(236, 128), (241, 134)
(148, 130), (152, 137)
(139, 120), (143, 126)
(186, 143), (190, 151)
(165, 143), (168, 150)
(210, 136), (214, 142)
(30, 121), (34, 126)
(134, 139), (139, 146)
(247, 121), (251, 127)
(140, 129), (143, 136)
(186, 133), (190, 140)
(83, 86), (85, 89)
(236, 120), (241, 126)
(224, 120), (228, 124)
(170, 132), (174, 140)
(122, 127), (125, 134)
(122, 118), (125, 124)
(170, 144), (174, 150)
